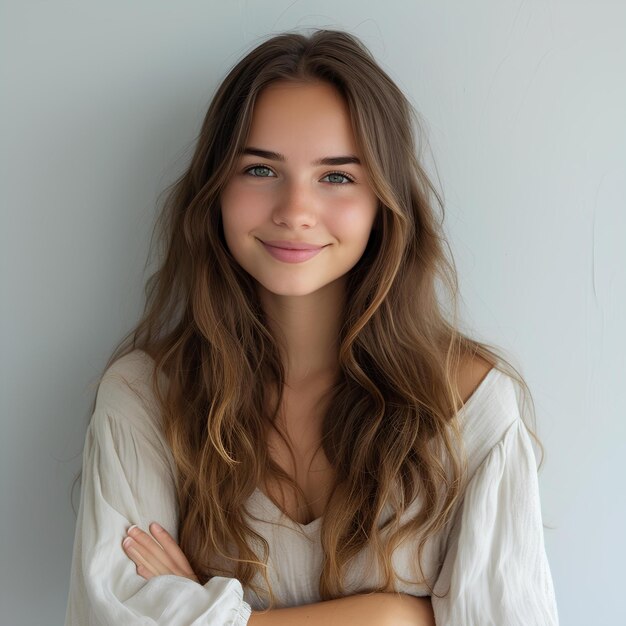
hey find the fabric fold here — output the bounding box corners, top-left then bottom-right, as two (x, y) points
(431, 417), (559, 625)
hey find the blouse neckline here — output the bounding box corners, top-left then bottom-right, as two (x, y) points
(248, 366), (502, 532)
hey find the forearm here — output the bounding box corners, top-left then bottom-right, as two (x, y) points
(248, 592), (435, 626)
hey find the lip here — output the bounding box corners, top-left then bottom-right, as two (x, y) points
(259, 240), (327, 263)
(261, 239), (326, 250)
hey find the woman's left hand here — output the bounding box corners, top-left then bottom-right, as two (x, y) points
(122, 522), (200, 583)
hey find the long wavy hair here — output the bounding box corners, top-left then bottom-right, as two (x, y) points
(73, 28), (545, 607)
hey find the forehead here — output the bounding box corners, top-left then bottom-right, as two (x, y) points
(246, 80), (358, 154)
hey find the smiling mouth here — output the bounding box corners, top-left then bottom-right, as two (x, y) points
(259, 240), (327, 263)
(260, 239), (327, 250)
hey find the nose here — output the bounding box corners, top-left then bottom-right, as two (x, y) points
(271, 177), (319, 230)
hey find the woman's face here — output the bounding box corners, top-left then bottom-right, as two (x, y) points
(219, 80), (379, 297)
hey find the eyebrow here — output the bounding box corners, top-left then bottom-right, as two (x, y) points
(241, 147), (361, 167)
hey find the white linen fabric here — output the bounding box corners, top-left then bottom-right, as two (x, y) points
(64, 349), (559, 625)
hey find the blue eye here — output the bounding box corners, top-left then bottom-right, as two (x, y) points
(245, 165), (275, 178)
(322, 171), (354, 184)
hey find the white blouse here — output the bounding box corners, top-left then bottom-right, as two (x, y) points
(64, 349), (559, 625)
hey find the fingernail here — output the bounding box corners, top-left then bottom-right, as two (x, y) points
(123, 537), (133, 547)
(127, 524), (138, 535)
(151, 522), (163, 532)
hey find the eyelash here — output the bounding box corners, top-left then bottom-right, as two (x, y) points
(243, 164), (356, 184)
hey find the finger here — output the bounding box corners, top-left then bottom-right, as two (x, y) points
(149, 523), (197, 577)
(124, 527), (179, 575)
(122, 539), (161, 577)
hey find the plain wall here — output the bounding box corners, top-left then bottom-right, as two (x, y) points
(2, 1), (624, 624)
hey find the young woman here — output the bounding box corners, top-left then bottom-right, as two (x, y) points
(65, 29), (559, 625)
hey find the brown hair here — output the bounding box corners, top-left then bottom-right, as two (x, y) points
(74, 28), (544, 607)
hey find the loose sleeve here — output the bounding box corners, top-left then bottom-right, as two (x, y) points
(431, 417), (559, 626)
(64, 401), (252, 625)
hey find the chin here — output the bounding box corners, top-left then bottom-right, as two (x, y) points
(262, 285), (324, 298)
(255, 277), (329, 298)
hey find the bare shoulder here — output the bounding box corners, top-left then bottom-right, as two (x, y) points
(456, 353), (495, 404)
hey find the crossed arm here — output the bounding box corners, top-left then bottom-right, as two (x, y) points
(122, 522), (435, 626)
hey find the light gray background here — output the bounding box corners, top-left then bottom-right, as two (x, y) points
(2, 1), (624, 624)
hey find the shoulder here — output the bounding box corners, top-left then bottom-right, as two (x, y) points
(93, 349), (165, 438)
(453, 354), (523, 476)
(87, 350), (177, 490)
(455, 354), (495, 406)
(454, 353), (519, 425)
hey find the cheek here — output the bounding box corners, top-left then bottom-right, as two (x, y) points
(333, 196), (378, 236)
(220, 186), (261, 234)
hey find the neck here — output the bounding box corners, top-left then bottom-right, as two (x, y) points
(258, 276), (345, 385)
